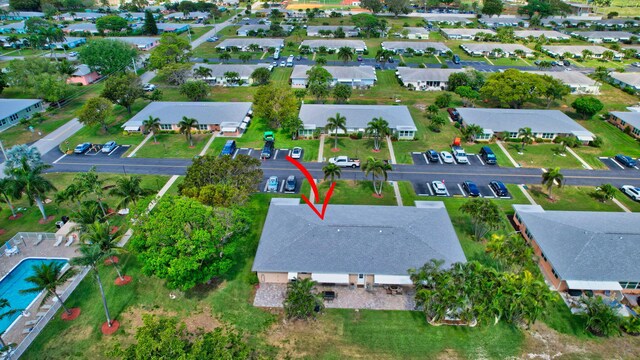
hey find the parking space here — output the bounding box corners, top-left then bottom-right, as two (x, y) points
(599, 157), (639, 171)
(411, 152), (428, 165)
(76, 144), (130, 158)
(410, 151), (494, 167)
(260, 176), (301, 194)
(412, 180), (513, 199)
(271, 148), (291, 161)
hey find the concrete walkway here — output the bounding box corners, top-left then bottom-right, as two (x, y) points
(309, 179), (317, 203)
(317, 134), (325, 162)
(199, 132), (218, 156)
(127, 132), (154, 158)
(518, 184), (537, 205)
(496, 141), (520, 168)
(566, 147), (593, 170)
(386, 136), (397, 164)
(391, 181), (403, 206)
(612, 198), (631, 213)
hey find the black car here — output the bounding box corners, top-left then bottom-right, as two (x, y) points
(462, 181), (480, 197)
(489, 181), (509, 197)
(615, 154), (637, 168)
(284, 175), (296, 192)
(452, 54), (460, 64)
(425, 149), (439, 162)
(261, 140), (275, 159)
(374, 64), (382, 70)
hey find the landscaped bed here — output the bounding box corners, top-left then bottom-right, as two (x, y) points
(526, 184), (627, 212)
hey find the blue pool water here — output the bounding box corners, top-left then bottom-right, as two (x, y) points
(0, 258), (68, 333)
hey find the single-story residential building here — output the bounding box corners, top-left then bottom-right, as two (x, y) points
(290, 65), (376, 88)
(440, 28), (495, 40)
(66, 64), (101, 86)
(252, 199), (466, 302)
(394, 27), (429, 39)
(541, 16), (599, 27)
(566, 2), (592, 16)
(525, 71), (600, 94)
(456, 108), (595, 142)
(64, 23), (99, 35)
(514, 30), (570, 41)
(513, 204), (640, 294)
(460, 43), (533, 57)
(216, 38), (284, 51)
(192, 63), (270, 86)
(109, 37), (160, 51)
(609, 112), (640, 138)
(156, 23), (190, 34)
(381, 41), (450, 55)
(165, 11), (209, 20)
(423, 15), (473, 26)
(478, 15), (528, 28)
(300, 39), (366, 53)
(0, 36), (27, 48)
(0, 99), (45, 131)
(0, 22), (26, 34)
(122, 101), (252, 136)
(50, 37), (86, 49)
(609, 72), (640, 92)
(572, 31), (634, 43)
(306, 25), (359, 37)
(118, 12), (157, 21)
(298, 104), (417, 139)
(396, 67), (461, 91)
(595, 18), (638, 28)
(0, 11), (44, 20)
(57, 12), (105, 21)
(236, 24), (293, 36)
(543, 45), (622, 60)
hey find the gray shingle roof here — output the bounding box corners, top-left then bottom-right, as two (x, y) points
(525, 71), (598, 87)
(65, 23), (98, 32)
(382, 41), (450, 52)
(107, 36), (160, 47)
(514, 205), (640, 282)
(514, 30), (570, 39)
(301, 39), (366, 50)
(122, 102), (252, 127)
(72, 64), (94, 76)
(543, 45), (617, 56)
(610, 72), (640, 88)
(397, 67), (462, 82)
(611, 112), (640, 128)
(441, 28), (496, 36)
(461, 43), (533, 54)
(192, 63), (269, 79)
(252, 200), (466, 275)
(237, 24), (293, 33)
(217, 38), (284, 48)
(156, 23), (190, 31)
(456, 108), (593, 136)
(0, 22), (25, 31)
(0, 99), (42, 120)
(573, 31), (634, 39)
(299, 104), (416, 131)
(307, 25), (358, 33)
(291, 65), (375, 81)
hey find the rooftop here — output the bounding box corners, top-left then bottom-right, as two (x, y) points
(299, 104), (416, 131)
(65, 23), (98, 32)
(382, 41), (450, 52)
(441, 28), (496, 36)
(525, 71), (598, 87)
(237, 24), (293, 32)
(192, 63), (270, 78)
(610, 112), (640, 128)
(396, 67), (462, 82)
(301, 39), (367, 49)
(291, 65), (375, 80)
(543, 45), (617, 55)
(610, 72), (640, 88)
(72, 64), (94, 76)
(573, 31), (635, 39)
(252, 199), (466, 275)
(514, 30), (570, 39)
(156, 23), (191, 31)
(122, 102), (252, 127)
(217, 38), (284, 48)
(307, 25), (358, 31)
(514, 205), (640, 283)
(461, 43), (533, 53)
(0, 99), (42, 120)
(107, 36), (160, 46)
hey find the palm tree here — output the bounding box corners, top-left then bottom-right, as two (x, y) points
(315, 57), (327, 66)
(72, 201), (105, 233)
(71, 244), (115, 329)
(337, 46), (353, 63)
(365, 117), (391, 151)
(248, 43), (261, 52)
(108, 175), (152, 209)
(76, 166), (106, 216)
(541, 167), (563, 199)
(224, 71), (240, 85)
(11, 159), (56, 220)
(322, 163), (342, 182)
(238, 53), (252, 63)
(142, 116), (161, 144)
(56, 59), (77, 77)
(219, 52), (231, 62)
(580, 296), (621, 337)
(283, 277), (324, 320)
(325, 113), (347, 151)
(0, 178), (21, 218)
(178, 116), (198, 147)
(55, 182), (83, 211)
(463, 124), (483, 142)
(595, 183), (616, 202)
(581, 49), (593, 61)
(0, 298), (23, 350)
(81, 222), (126, 281)
(518, 127), (533, 149)
(20, 262), (77, 317)
(362, 157), (392, 196)
(193, 66), (212, 80)
(375, 49), (394, 68)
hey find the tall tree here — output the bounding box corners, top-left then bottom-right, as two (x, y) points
(179, 80), (209, 101)
(571, 96), (604, 119)
(75, 166), (108, 216)
(10, 159), (55, 220)
(283, 278), (324, 320)
(332, 83), (352, 104)
(148, 33), (192, 70)
(142, 10), (158, 35)
(459, 198), (502, 241)
(365, 117), (391, 151)
(337, 46), (353, 63)
(252, 84), (298, 128)
(193, 66), (212, 80)
(386, 0), (412, 17)
(20, 262), (77, 317)
(101, 73), (143, 114)
(542, 76), (570, 108)
(482, 0), (504, 17)
(108, 176), (152, 209)
(142, 116), (161, 144)
(360, 0), (384, 13)
(79, 39), (138, 75)
(325, 113), (347, 150)
(322, 163), (342, 182)
(580, 296), (621, 337)
(81, 221), (126, 281)
(518, 127), (533, 149)
(0, 178), (21, 218)
(33, 73), (69, 107)
(480, 69), (548, 108)
(306, 66), (332, 103)
(178, 116), (198, 147)
(96, 15), (128, 33)
(250, 67), (271, 85)
(541, 167), (563, 199)
(361, 157), (392, 196)
(78, 97), (113, 133)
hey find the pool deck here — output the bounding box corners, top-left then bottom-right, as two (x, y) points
(0, 224), (80, 346)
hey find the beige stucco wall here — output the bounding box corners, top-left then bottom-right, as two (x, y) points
(257, 272), (288, 283)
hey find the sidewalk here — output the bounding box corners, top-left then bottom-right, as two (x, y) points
(565, 147), (593, 170)
(386, 136), (397, 164)
(496, 141), (520, 168)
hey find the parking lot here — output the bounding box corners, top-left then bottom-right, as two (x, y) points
(260, 175), (302, 194)
(410, 152), (491, 166)
(414, 180), (511, 199)
(232, 147), (300, 161)
(76, 144), (130, 158)
(599, 157), (640, 171)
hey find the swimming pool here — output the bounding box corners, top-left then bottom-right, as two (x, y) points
(0, 258), (68, 333)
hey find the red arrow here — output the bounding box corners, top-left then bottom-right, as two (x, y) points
(286, 155), (335, 220)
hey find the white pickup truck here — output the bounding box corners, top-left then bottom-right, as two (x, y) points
(329, 156), (360, 168)
(451, 146), (468, 164)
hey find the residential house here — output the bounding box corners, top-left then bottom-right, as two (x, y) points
(595, 18), (638, 28)
(395, 27), (429, 39)
(156, 23), (190, 34)
(64, 23), (99, 35)
(290, 65), (376, 88)
(572, 31), (634, 43)
(306, 26), (359, 37)
(609, 112), (640, 139)
(108, 37), (161, 51)
(541, 16), (599, 27)
(460, 43), (533, 57)
(543, 45), (622, 60)
(478, 15), (528, 28)
(0, 36), (27, 48)
(236, 24), (293, 36)
(440, 28), (496, 40)
(57, 12), (105, 21)
(609, 72), (640, 92)
(50, 37), (86, 49)
(191, 63), (270, 86)
(122, 101), (252, 136)
(216, 38), (284, 51)
(456, 108), (595, 143)
(381, 41), (450, 55)
(66, 64), (101, 86)
(298, 104), (417, 139)
(514, 30), (570, 41)
(0, 11), (44, 20)
(118, 12), (157, 21)
(423, 15), (473, 26)
(396, 67), (462, 91)
(252, 199), (466, 309)
(300, 39), (367, 53)
(165, 11), (210, 20)
(525, 71), (600, 94)
(0, 99), (45, 131)
(565, 2), (592, 16)
(513, 204), (640, 294)
(0, 22), (26, 34)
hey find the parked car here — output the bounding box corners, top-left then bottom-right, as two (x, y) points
(101, 141), (117, 153)
(431, 180), (447, 196)
(142, 83), (156, 92)
(328, 156), (360, 168)
(374, 64), (382, 70)
(388, 57), (394, 63)
(489, 180), (509, 197)
(440, 151), (454, 164)
(206, 36), (219, 42)
(68, 51), (79, 57)
(425, 149), (439, 162)
(296, 55), (302, 61)
(263, 131), (275, 141)
(451, 146), (468, 164)
(452, 54), (460, 64)
(621, 185), (640, 201)
(279, 61), (286, 67)
(479, 146), (497, 165)
(267, 176), (279, 192)
(632, 62), (640, 68)
(291, 147), (302, 159)
(563, 59), (571, 66)
(615, 154), (637, 168)
(221, 140), (237, 156)
(261, 140), (275, 159)
(447, 108), (460, 122)
(74, 143), (91, 154)
(462, 181), (480, 197)
(357, 55), (363, 61)
(284, 175), (297, 192)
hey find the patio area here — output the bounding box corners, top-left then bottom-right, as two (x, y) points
(254, 283), (416, 311)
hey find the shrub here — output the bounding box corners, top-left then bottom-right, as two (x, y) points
(591, 135), (603, 148)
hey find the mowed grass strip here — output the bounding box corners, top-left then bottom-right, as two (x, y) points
(132, 133), (210, 158)
(300, 180), (398, 206)
(503, 143), (584, 169)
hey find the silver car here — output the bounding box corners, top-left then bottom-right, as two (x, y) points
(267, 176), (279, 192)
(621, 185), (640, 201)
(431, 181), (447, 196)
(440, 151), (454, 164)
(291, 147), (302, 159)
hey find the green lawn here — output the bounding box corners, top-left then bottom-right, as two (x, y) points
(323, 136), (390, 163)
(503, 143), (585, 169)
(300, 180), (398, 206)
(180, 26), (213, 41)
(131, 133), (210, 158)
(572, 119), (640, 170)
(526, 185), (626, 212)
(463, 143), (515, 168)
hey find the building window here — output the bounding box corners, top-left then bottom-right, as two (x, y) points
(551, 268), (559, 279)
(198, 124), (209, 130)
(620, 120), (627, 126)
(633, 128), (640, 136)
(509, 132), (518, 138)
(542, 133), (554, 139)
(160, 124), (172, 130)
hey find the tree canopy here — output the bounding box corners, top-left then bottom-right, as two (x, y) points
(518, 0), (571, 18)
(148, 33), (192, 70)
(101, 73), (143, 114)
(252, 84), (299, 128)
(447, 69), (485, 92)
(571, 96), (604, 119)
(78, 97), (112, 132)
(142, 10), (158, 35)
(482, 0), (504, 17)
(460, 198), (502, 241)
(480, 69), (548, 108)
(179, 80), (209, 101)
(360, 0), (383, 13)
(96, 15), (129, 33)
(79, 39), (138, 75)
(386, 0), (412, 17)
